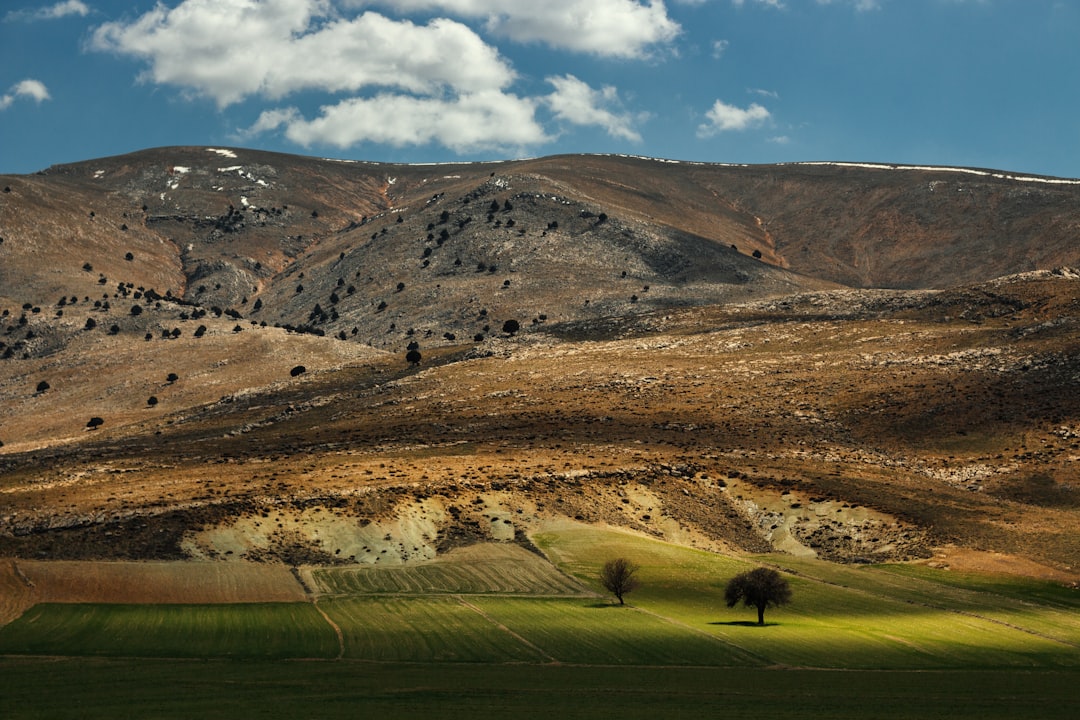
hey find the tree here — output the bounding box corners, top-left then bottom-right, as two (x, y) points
(724, 567), (792, 625)
(501, 319), (520, 336)
(35, 380), (50, 394)
(406, 349), (422, 365)
(599, 558), (640, 605)
(86, 417), (104, 430)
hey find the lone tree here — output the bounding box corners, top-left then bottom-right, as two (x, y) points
(599, 558), (640, 605)
(724, 567), (792, 625)
(406, 349), (422, 365)
(501, 318), (520, 336)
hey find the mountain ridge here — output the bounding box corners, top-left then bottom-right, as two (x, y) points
(1, 147), (1078, 576)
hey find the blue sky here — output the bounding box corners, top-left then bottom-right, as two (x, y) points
(1, 0), (1077, 177)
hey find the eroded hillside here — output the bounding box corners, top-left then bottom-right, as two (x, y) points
(1, 149), (1078, 578)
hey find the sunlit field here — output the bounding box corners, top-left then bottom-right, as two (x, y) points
(3, 526), (1078, 718)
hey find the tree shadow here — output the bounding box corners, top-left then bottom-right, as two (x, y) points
(710, 621), (777, 627)
(586, 602), (625, 609)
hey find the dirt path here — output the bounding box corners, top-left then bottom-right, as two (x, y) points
(312, 598), (345, 660)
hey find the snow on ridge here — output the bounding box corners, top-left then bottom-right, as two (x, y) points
(793, 161), (1080, 186)
(207, 148), (238, 159)
(172, 166), (190, 174)
(218, 165), (243, 173)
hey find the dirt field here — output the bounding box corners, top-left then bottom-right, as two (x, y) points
(10, 559), (306, 604)
(0, 560), (36, 624)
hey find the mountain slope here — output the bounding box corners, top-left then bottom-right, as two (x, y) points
(1, 148), (1078, 576)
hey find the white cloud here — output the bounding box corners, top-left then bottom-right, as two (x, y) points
(749, 88), (779, 99)
(5, 0), (90, 22)
(0, 79), (51, 110)
(90, 1), (515, 107)
(544, 75), (642, 142)
(815, 0), (881, 10)
(712, 39), (729, 58)
(250, 91), (548, 152)
(349, 0), (681, 57)
(697, 99), (771, 136)
(731, 0), (786, 8)
(90, 0), (668, 155)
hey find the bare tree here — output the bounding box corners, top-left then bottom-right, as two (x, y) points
(600, 558), (640, 605)
(724, 567), (792, 625)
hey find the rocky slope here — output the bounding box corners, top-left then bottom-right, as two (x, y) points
(1, 148), (1078, 576)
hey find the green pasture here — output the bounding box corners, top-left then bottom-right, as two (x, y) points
(533, 525), (1080, 669)
(1, 525), (1078, 672)
(320, 596), (546, 662)
(2, 658), (1077, 720)
(0, 602), (337, 659)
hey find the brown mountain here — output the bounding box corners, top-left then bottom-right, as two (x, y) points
(1, 147), (1078, 578)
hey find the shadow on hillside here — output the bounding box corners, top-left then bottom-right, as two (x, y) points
(710, 621), (778, 627)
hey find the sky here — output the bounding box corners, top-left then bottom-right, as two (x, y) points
(1, 0), (1078, 177)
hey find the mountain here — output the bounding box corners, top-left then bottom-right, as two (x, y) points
(1, 147), (1078, 577)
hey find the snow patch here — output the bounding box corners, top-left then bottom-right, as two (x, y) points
(218, 165), (243, 173)
(240, 196), (250, 207)
(207, 148), (238, 159)
(172, 166), (190, 174)
(93, 170), (105, 179)
(794, 161), (1080, 186)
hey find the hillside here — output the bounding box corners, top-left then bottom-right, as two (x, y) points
(0, 148), (1078, 577)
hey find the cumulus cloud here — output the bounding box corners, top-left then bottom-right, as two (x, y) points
(0, 79), (51, 110)
(350, 0), (681, 57)
(697, 99), (771, 136)
(248, 91), (548, 152)
(544, 75), (642, 142)
(815, 0), (881, 10)
(5, 0), (90, 22)
(90, 0), (661, 155)
(89, 0), (515, 107)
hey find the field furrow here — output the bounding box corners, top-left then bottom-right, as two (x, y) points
(321, 596), (548, 662)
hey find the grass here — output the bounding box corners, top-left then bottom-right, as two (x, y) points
(312, 545), (586, 595)
(534, 525), (1080, 669)
(2, 658), (1078, 720)
(0, 603), (337, 659)
(320, 596), (547, 662)
(2, 527), (1079, 717)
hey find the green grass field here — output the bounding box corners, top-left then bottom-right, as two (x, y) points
(2, 659), (1077, 720)
(2, 526), (1079, 718)
(0, 602), (338, 659)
